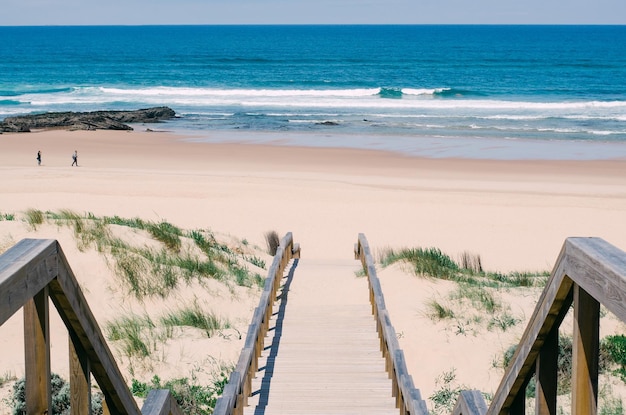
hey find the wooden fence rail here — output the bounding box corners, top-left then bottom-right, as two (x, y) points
(213, 232), (299, 415)
(355, 233), (432, 415)
(487, 237), (626, 415)
(0, 239), (181, 415)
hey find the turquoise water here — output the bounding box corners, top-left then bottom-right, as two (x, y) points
(2, 25), (626, 157)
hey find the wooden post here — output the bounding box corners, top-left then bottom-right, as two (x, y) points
(535, 327), (558, 415)
(24, 287), (51, 415)
(509, 387), (525, 415)
(70, 331), (92, 415)
(572, 284), (599, 415)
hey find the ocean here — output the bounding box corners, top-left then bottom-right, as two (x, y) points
(1, 25), (626, 159)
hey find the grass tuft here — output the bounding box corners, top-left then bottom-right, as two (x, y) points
(106, 314), (155, 359)
(160, 303), (230, 338)
(427, 299), (455, 320)
(24, 208), (44, 229)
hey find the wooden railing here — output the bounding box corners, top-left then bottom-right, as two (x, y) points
(487, 237), (626, 415)
(213, 232), (299, 415)
(355, 233), (431, 415)
(0, 239), (181, 415)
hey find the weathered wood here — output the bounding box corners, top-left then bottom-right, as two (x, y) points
(486, 241), (574, 414)
(572, 284), (599, 415)
(487, 237), (626, 415)
(1, 239), (58, 326)
(49, 243), (141, 415)
(356, 233), (429, 415)
(565, 238), (626, 323)
(141, 389), (184, 415)
(213, 233), (295, 415)
(535, 326), (558, 415)
(452, 390), (488, 415)
(70, 331), (92, 415)
(24, 287), (51, 415)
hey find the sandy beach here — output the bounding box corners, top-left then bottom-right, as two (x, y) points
(1, 129), (626, 412)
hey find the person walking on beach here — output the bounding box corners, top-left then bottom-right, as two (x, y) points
(71, 150), (78, 167)
(36, 150), (41, 166)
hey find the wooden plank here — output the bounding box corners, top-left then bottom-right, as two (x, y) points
(48, 243), (141, 415)
(141, 389), (184, 415)
(572, 284), (599, 415)
(488, 237), (625, 415)
(487, 240), (574, 415)
(452, 390), (488, 415)
(565, 238), (626, 323)
(70, 331), (92, 415)
(0, 239), (58, 326)
(535, 326), (558, 415)
(24, 287), (51, 415)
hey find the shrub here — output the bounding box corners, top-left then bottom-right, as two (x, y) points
(10, 373), (102, 415)
(131, 371), (231, 415)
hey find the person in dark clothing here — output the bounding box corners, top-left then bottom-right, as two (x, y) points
(71, 150), (78, 167)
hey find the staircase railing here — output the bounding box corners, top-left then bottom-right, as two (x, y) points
(213, 232), (299, 415)
(0, 239), (181, 415)
(355, 233), (434, 415)
(487, 237), (626, 415)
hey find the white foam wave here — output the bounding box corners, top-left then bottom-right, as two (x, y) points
(402, 88), (450, 96)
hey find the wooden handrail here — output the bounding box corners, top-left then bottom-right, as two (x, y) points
(487, 237), (626, 415)
(0, 239), (181, 415)
(213, 232), (299, 415)
(355, 233), (432, 415)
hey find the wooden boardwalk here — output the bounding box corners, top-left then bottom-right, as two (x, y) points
(243, 258), (398, 415)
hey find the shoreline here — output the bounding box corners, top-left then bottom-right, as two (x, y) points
(172, 128), (626, 161)
(1, 129), (625, 271)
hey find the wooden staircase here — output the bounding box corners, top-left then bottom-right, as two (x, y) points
(244, 259), (398, 415)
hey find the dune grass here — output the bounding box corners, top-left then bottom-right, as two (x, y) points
(106, 314), (157, 359)
(382, 246), (548, 334)
(160, 303), (231, 338)
(381, 246), (549, 288)
(22, 209), (267, 299)
(24, 208), (44, 229)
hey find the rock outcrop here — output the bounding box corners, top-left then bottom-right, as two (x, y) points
(0, 107), (176, 133)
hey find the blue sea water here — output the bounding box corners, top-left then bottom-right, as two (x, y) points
(1, 25), (626, 158)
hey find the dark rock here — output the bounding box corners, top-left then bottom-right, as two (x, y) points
(0, 106), (176, 133)
(316, 121), (339, 126)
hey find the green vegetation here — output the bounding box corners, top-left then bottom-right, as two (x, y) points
(19, 209), (266, 299)
(0, 212), (15, 221)
(160, 303), (231, 338)
(503, 336), (573, 397)
(9, 373), (103, 415)
(24, 208), (44, 229)
(106, 314), (157, 359)
(131, 370), (230, 415)
(381, 247), (549, 288)
(429, 369), (466, 415)
(382, 246), (549, 334)
(601, 334), (626, 382)
(426, 299), (455, 320)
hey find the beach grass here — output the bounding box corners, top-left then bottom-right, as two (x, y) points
(160, 303), (230, 338)
(380, 246), (549, 288)
(24, 208), (44, 229)
(18, 209), (268, 299)
(106, 314), (156, 359)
